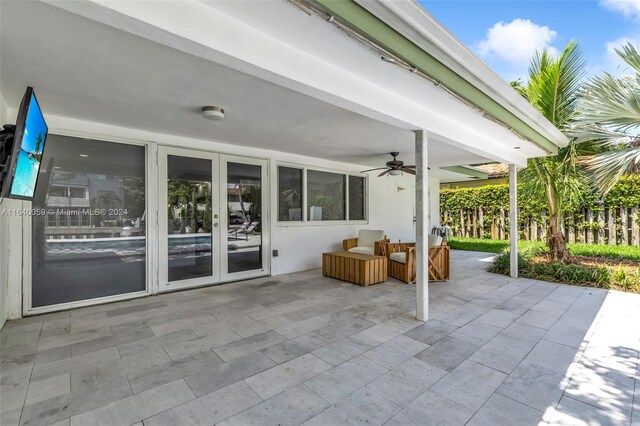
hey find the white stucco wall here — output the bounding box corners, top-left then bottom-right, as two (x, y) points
(0, 98), (24, 325)
(0, 114), (437, 320)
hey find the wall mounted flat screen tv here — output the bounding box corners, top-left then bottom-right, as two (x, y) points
(1, 87), (48, 200)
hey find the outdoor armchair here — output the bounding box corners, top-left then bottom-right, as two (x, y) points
(385, 234), (450, 283)
(343, 229), (387, 256)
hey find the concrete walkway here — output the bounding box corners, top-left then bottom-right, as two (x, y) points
(1, 251), (638, 425)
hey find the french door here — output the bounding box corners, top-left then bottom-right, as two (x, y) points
(158, 148), (268, 292)
(221, 156), (269, 282)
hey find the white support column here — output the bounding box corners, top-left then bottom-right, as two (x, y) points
(509, 164), (518, 278)
(415, 130), (429, 321)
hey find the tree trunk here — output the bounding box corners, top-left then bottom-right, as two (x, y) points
(548, 211), (570, 263)
(542, 173), (570, 263)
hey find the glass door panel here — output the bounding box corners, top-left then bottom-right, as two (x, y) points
(223, 157), (268, 280)
(159, 148), (219, 290)
(30, 135), (147, 308)
(167, 155), (212, 281)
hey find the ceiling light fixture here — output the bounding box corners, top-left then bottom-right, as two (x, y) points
(388, 169), (402, 176)
(79, 154), (89, 158)
(202, 106), (225, 121)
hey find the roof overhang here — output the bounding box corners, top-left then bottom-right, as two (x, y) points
(315, 0), (569, 153)
(2, 0), (565, 169)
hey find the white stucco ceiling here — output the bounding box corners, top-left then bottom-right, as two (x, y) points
(0, 0), (494, 176)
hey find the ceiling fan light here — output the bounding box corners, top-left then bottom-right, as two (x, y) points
(388, 169), (402, 176)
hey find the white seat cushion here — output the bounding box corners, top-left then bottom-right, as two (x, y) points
(428, 234), (443, 247)
(357, 230), (385, 248)
(348, 246), (375, 255)
(389, 252), (407, 264)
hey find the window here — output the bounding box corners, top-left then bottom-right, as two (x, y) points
(49, 186), (67, 197)
(307, 170), (345, 221)
(277, 165), (366, 223)
(278, 167), (303, 221)
(69, 210), (80, 227)
(349, 176), (366, 220)
(69, 187), (86, 198)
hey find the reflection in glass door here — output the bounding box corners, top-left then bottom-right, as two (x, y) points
(224, 158), (268, 279)
(30, 135), (147, 309)
(167, 156), (212, 281)
(159, 148), (219, 290)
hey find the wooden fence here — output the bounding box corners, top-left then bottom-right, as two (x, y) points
(442, 206), (640, 246)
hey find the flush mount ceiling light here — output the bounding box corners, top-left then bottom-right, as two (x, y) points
(202, 106), (225, 121)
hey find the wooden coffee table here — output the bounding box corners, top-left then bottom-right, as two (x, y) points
(322, 251), (387, 286)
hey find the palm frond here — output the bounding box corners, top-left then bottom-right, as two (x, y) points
(583, 148), (640, 193)
(574, 41), (640, 193)
(616, 43), (640, 75)
(578, 73), (640, 134)
(526, 41), (586, 131)
(571, 123), (635, 146)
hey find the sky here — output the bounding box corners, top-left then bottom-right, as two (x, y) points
(419, 0), (640, 82)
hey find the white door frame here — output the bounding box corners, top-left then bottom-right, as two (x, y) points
(220, 155), (270, 282)
(158, 146), (221, 292)
(23, 135), (152, 316)
(23, 137), (272, 315)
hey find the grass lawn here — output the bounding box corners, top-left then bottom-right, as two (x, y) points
(448, 237), (640, 261)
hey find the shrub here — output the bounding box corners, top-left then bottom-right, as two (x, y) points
(489, 251), (529, 275)
(489, 248), (640, 292)
(528, 262), (611, 287)
(612, 266), (640, 292)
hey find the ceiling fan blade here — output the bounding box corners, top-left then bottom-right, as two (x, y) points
(400, 167), (416, 175)
(378, 170), (390, 177)
(403, 165), (415, 168)
(360, 167), (388, 173)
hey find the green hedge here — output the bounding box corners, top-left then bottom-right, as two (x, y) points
(441, 175), (640, 214)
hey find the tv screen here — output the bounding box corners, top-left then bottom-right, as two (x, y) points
(2, 87), (48, 200)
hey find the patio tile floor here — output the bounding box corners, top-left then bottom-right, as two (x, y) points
(2, 250), (640, 425)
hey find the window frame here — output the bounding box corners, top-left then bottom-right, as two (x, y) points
(276, 162), (368, 227)
(277, 165), (305, 223)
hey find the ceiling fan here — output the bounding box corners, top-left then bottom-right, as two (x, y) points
(361, 152), (418, 177)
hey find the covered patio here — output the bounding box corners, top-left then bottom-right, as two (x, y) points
(1, 1), (619, 424)
(0, 0), (567, 324)
(2, 250), (638, 425)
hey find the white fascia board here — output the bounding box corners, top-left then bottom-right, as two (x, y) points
(355, 0), (569, 148)
(42, 0), (529, 166)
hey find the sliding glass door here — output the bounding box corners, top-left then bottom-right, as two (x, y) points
(30, 135), (147, 309)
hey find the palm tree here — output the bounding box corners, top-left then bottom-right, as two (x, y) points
(575, 43), (640, 193)
(516, 41), (591, 262)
